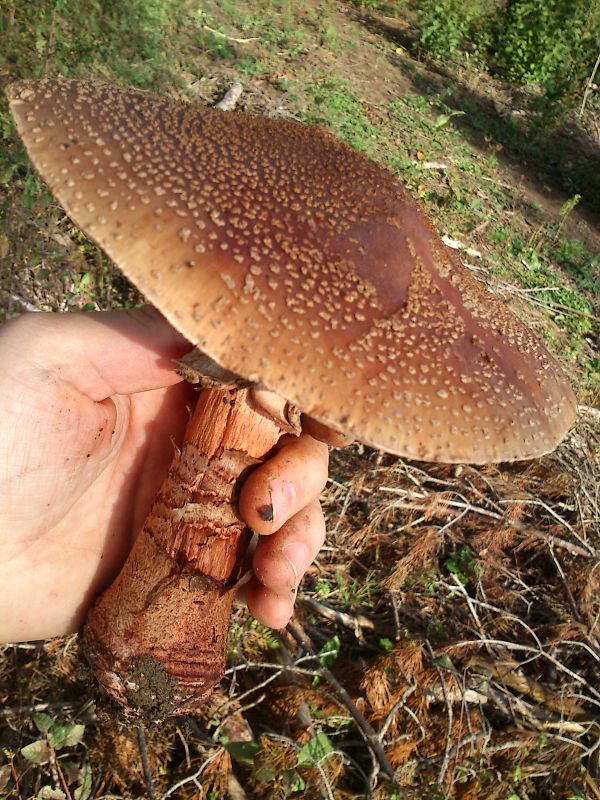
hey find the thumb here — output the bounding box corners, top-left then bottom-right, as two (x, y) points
(7, 305), (192, 400)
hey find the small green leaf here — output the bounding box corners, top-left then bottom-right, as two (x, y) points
(0, 163), (18, 183)
(33, 712), (54, 734)
(433, 653), (452, 670)
(222, 740), (260, 766)
(434, 110), (465, 129)
(297, 731), (333, 766)
(252, 764), (275, 782)
(61, 723), (86, 748)
(48, 722), (85, 750)
(318, 635), (340, 669)
(559, 195), (581, 217)
(284, 768), (306, 792)
(379, 637), (394, 652)
(21, 739), (52, 765)
(74, 765), (93, 800)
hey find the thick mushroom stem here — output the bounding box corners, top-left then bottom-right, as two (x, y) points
(83, 386), (289, 719)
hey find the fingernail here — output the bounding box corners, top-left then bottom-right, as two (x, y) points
(269, 478), (296, 524)
(282, 541), (310, 587)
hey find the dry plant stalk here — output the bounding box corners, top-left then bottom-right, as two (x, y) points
(388, 528), (441, 587)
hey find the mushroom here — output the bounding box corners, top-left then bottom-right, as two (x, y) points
(7, 79), (577, 718)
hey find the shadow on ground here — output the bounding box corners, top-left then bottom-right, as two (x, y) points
(362, 12), (600, 223)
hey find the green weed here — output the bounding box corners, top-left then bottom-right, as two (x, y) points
(517, 248), (594, 336)
(444, 546), (482, 586)
(317, 635), (340, 669)
(495, 0), (599, 92)
(349, 0), (406, 12)
(417, 0), (495, 66)
(413, 0), (600, 125)
(236, 56), (269, 77)
(18, 713), (91, 800)
(211, 1), (309, 58)
(313, 569), (379, 608)
(426, 618), (448, 640)
(303, 77), (379, 155)
(228, 617), (280, 659)
(0, 0), (190, 87)
(550, 235), (600, 301)
(194, 29), (236, 61)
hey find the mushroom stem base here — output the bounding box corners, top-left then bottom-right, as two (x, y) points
(83, 386), (285, 719)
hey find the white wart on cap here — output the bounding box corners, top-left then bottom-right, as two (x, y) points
(7, 79), (577, 463)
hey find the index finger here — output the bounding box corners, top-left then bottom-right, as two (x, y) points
(238, 433), (329, 535)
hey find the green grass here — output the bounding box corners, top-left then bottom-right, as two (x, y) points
(552, 233), (600, 300)
(303, 76), (380, 155)
(198, 0), (312, 59)
(1, 0), (196, 315)
(194, 29), (236, 61)
(0, 0), (191, 86)
(313, 569), (380, 608)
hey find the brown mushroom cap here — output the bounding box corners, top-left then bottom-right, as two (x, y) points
(7, 78), (577, 463)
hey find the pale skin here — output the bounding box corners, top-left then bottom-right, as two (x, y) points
(0, 306), (328, 642)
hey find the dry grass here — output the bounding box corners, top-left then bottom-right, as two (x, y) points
(2, 424), (598, 798)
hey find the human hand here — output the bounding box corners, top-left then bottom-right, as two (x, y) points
(0, 307), (328, 642)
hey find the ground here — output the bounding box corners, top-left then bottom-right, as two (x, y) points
(0, 1), (599, 799)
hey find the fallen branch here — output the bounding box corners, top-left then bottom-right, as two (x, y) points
(585, 770), (600, 800)
(8, 294), (41, 313)
(160, 749), (221, 800)
(0, 700), (84, 719)
(451, 639), (600, 702)
(424, 640), (454, 784)
(579, 405), (600, 423)
(215, 81), (244, 112)
(300, 596), (376, 639)
(202, 24), (259, 44)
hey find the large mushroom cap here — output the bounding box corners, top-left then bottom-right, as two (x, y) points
(7, 78), (577, 463)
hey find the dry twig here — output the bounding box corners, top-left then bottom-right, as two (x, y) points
(580, 50), (600, 117)
(202, 24), (259, 44)
(136, 725), (156, 800)
(380, 485), (595, 557)
(286, 621), (398, 788)
(300, 596), (376, 639)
